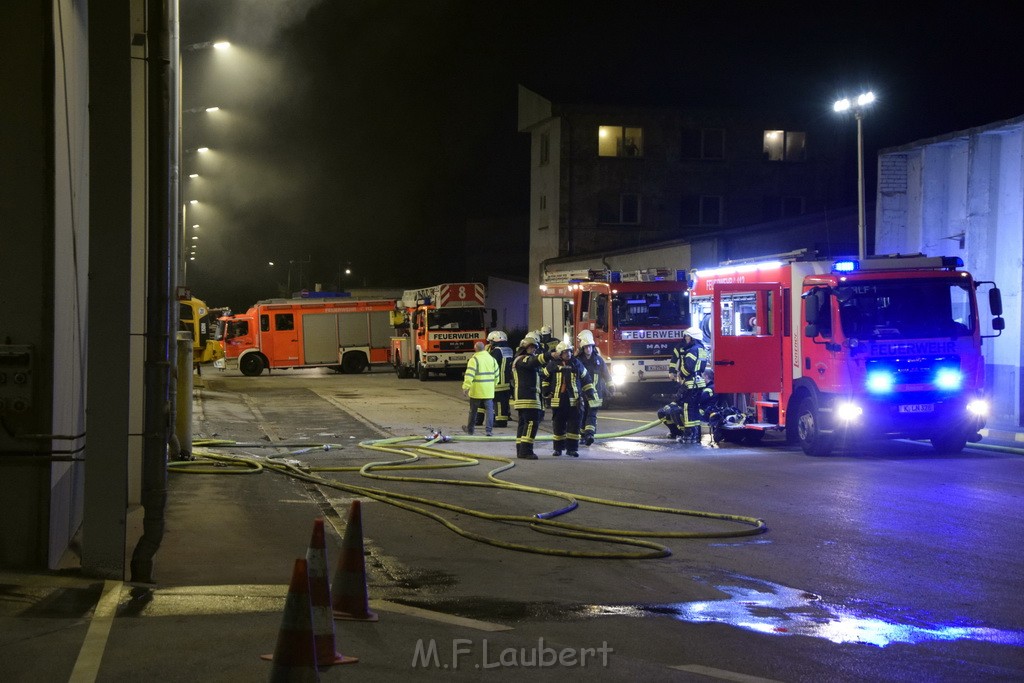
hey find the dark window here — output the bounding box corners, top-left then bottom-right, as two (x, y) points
(598, 193), (641, 224)
(539, 131), (550, 165)
(682, 128), (725, 160)
(260, 314), (270, 332)
(275, 313), (294, 331)
(681, 195), (722, 226)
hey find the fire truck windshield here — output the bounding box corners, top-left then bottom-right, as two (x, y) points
(837, 278), (974, 340)
(428, 307), (485, 331)
(224, 320), (249, 340)
(612, 291), (687, 327)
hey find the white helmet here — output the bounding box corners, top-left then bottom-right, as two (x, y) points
(520, 333), (539, 349)
(576, 329), (595, 348)
(487, 330), (507, 342)
(540, 325), (552, 336)
(683, 326), (704, 342)
(555, 341), (572, 355)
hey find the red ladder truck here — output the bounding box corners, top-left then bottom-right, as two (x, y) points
(390, 283), (493, 380)
(688, 252), (1003, 454)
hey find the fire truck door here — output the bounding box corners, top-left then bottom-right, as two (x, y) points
(712, 282), (783, 394)
(270, 312), (300, 364)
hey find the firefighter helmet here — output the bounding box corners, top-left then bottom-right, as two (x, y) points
(683, 326), (704, 342)
(487, 330), (507, 343)
(520, 333), (539, 349)
(576, 329), (596, 348)
(555, 341), (572, 355)
(540, 325), (552, 337)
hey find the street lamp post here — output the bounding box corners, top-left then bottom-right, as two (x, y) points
(834, 91), (875, 261)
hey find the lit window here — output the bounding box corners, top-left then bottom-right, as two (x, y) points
(764, 130), (806, 161)
(598, 126), (643, 158)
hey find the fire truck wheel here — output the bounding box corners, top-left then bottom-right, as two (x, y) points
(341, 352), (369, 374)
(796, 397), (833, 456)
(417, 361), (429, 381)
(931, 431), (967, 454)
(239, 353), (265, 377)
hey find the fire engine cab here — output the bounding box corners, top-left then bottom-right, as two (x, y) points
(689, 252), (1003, 455)
(539, 268), (690, 398)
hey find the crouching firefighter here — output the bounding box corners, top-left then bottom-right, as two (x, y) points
(663, 326), (710, 443)
(511, 334), (545, 459)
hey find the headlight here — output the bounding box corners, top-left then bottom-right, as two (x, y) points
(835, 401), (863, 422)
(934, 368), (963, 390)
(866, 370), (894, 393)
(611, 363), (628, 386)
(966, 399), (989, 416)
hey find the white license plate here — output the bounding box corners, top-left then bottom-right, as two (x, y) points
(644, 364), (668, 372)
(899, 403), (934, 413)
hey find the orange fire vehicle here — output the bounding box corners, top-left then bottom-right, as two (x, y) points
(219, 296), (395, 376)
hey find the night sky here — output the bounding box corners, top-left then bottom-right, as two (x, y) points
(179, 1), (1023, 312)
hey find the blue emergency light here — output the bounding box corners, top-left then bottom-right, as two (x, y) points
(832, 260), (859, 273)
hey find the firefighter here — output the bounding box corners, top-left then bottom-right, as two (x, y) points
(543, 341), (596, 457)
(461, 341), (499, 436)
(485, 330), (514, 428)
(666, 326), (710, 443)
(576, 329), (612, 446)
(511, 334), (545, 459)
(535, 325), (560, 362)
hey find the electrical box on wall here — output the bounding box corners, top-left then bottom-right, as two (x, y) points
(0, 345), (33, 414)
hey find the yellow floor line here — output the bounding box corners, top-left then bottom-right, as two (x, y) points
(68, 580), (123, 683)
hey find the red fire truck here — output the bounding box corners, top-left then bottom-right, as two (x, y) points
(688, 252), (1003, 454)
(390, 283), (492, 380)
(539, 268), (690, 397)
(219, 296), (395, 376)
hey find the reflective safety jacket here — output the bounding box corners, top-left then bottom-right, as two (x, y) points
(542, 357), (596, 409)
(462, 350), (499, 399)
(670, 339), (709, 387)
(577, 350), (612, 404)
(487, 342), (514, 392)
(512, 351), (545, 410)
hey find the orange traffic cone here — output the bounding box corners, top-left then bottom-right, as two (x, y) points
(261, 558), (319, 682)
(306, 518), (358, 666)
(331, 500), (379, 621)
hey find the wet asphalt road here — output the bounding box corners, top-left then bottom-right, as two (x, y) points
(4, 365), (1023, 681)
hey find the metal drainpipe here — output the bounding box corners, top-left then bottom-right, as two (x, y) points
(131, 0), (179, 584)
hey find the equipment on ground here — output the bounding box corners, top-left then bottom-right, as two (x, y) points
(688, 251), (1003, 455)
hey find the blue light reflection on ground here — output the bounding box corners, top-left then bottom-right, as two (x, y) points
(593, 576), (1024, 648)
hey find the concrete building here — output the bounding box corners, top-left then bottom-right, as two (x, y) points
(516, 85), (853, 329)
(876, 115), (1024, 427)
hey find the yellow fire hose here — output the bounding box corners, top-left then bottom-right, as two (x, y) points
(172, 420), (767, 559)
